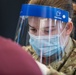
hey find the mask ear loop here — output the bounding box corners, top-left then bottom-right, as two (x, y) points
(58, 22), (65, 61)
(60, 17), (72, 45)
(55, 18), (67, 61)
(57, 17), (72, 60)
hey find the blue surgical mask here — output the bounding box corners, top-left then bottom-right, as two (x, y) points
(29, 33), (64, 59)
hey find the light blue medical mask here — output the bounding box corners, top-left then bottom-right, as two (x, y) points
(29, 33), (64, 59)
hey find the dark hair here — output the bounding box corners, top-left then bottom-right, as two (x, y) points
(29, 0), (73, 18)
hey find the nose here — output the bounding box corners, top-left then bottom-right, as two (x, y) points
(34, 30), (40, 36)
(35, 29), (44, 36)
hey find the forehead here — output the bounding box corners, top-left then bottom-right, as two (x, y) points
(28, 17), (50, 28)
(28, 17), (40, 25)
(28, 16), (64, 27)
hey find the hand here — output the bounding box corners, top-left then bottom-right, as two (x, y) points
(35, 61), (50, 75)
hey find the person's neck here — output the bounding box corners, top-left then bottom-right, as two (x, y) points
(41, 52), (62, 65)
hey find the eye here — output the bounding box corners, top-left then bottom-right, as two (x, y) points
(44, 30), (49, 33)
(50, 29), (56, 32)
(43, 29), (49, 34)
(29, 27), (37, 33)
(44, 28), (56, 34)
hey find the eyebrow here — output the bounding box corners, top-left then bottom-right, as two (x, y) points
(29, 25), (35, 29)
(42, 26), (56, 28)
(29, 25), (56, 29)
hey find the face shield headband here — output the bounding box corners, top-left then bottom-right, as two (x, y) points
(20, 4), (69, 22)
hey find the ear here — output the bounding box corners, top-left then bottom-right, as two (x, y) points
(66, 22), (73, 35)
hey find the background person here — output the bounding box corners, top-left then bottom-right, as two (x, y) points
(0, 36), (42, 75)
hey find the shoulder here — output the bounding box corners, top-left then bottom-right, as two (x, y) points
(63, 47), (76, 75)
(72, 39), (76, 48)
(68, 39), (76, 68)
(22, 46), (39, 60)
(22, 45), (35, 54)
(60, 38), (76, 74)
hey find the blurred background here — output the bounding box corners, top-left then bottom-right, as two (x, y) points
(0, 0), (76, 41)
(0, 0), (29, 40)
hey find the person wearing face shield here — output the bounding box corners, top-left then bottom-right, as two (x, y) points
(15, 0), (76, 75)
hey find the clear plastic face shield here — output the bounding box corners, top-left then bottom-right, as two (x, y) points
(15, 4), (71, 65)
